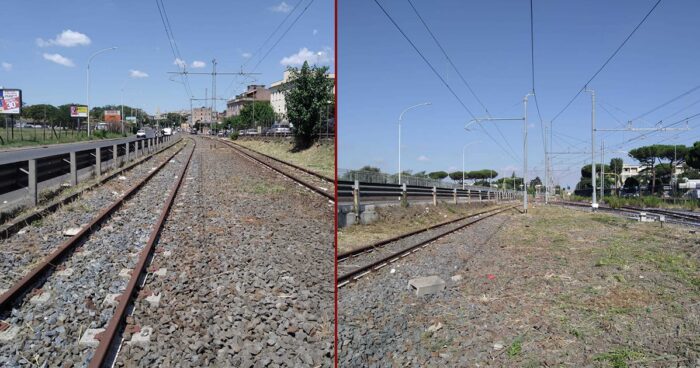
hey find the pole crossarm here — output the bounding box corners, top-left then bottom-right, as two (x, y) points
(595, 127), (690, 132)
(167, 71), (261, 75)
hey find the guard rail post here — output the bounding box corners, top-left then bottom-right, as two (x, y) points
(453, 188), (457, 204)
(353, 180), (361, 220)
(137, 140), (142, 157)
(432, 186), (437, 206)
(479, 190), (483, 202)
(401, 183), (408, 205)
(94, 148), (101, 177)
(69, 152), (77, 186)
(112, 144), (118, 169)
(467, 189), (471, 204)
(28, 159), (37, 206)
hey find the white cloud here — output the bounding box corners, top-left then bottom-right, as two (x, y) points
(447, 166), (458, 172)
(280, 47), (332, 66)
(37, 30), (91, 47)
(313, 29), (318, 36)
(270, 1), (292, 13)
(242, 52), (252, 59)
(1, 62), (11, 71)
(191, 60), (206, 68)
(129, 69), (149, 78)
(417, 155), (430, 162)
(173, 58), (186, 68)
(42, 53), (75, 67)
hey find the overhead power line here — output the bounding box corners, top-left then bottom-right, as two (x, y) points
(155, 0), (193, 98)
(550, 0), (662, 123)
(373, 0), (520, 163)
(405, 0), (520, 162)
(631, 83), (700, 122)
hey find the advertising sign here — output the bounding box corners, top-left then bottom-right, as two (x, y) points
(70, 105), (88, 118)
(125, 116), (137, 121)
(0, 89), (22, 114)
(104, 110), (121, 123)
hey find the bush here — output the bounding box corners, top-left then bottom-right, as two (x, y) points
(229, 131), (239, 140)
(92, 130), (107, 139)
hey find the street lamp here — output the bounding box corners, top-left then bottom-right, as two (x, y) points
(462, 141), (480, 190)
(398, 102), (431, 184)
(87, 46), (117, 137)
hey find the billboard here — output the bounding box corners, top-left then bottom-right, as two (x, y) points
(0, 89), (22, 115)
(70, 105), (88, 118)
(125, 116), (137, 121)
(104, 110), (121, 123)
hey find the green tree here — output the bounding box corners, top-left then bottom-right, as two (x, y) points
(428, 171), (448, 180)
(449, 171), (466, 184)
(285, 61), (334, 150)
(687, 142), (700, 170)
(359, 165), (381, 173)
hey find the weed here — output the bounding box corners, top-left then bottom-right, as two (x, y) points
(251, 183), (285, 195)
(506, 336), (523, 358)
(593, 348), (644, 368)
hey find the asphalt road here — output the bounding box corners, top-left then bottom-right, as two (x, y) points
(0, 128), (158, 165)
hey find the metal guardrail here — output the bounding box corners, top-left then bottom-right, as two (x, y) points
(0, 135), (178, 207)
(338, 180), (520, 206)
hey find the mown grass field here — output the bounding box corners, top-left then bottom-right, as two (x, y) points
(234, 139), (334, 180)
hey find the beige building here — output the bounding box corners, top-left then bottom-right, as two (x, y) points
(190, 107), (212, 125)
(269, 71), (335, 125)
(620, 163), (685, 184)
(226, 85), (271, 118)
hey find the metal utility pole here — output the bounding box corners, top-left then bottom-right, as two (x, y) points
(584, 87), (597, 210)
(169, 63), (259, 133)
(398, 102), (431, 185)
(600, 140), (605, 201)
(544, 123), (549, 204)
(464, 92), (531, 213)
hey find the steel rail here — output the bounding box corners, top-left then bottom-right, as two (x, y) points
(208, 137), (334, 201)
(0, 141), (188, 311)
(225, 139), (333, 183)
(88, 138), (196, 368)
(338, 204), (514, 261)
(338, 205), (517, 287)
(554, 200), (700, 227)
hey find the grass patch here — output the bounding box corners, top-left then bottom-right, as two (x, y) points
(235, 139), (334, 179)
(250, 183), (285, 195)
(593, 348), (644, 368)
(0, 129), (124, 149)
(506, 336), (523, 358)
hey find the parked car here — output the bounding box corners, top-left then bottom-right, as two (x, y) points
(266, 124), (291, 134)
(162, 127), (173, 136)
(136, 129), (147, 139)
(190, 128), (198, 135)
(245, 128), (259, 135)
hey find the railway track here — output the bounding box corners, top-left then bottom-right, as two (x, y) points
(555, 200), (700, 227)
(0, 139), (195, 367)
(338, 204), (518, 287)
(207, 137), (334, 201)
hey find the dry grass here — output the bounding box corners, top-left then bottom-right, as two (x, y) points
(337, 201), (494, 254)
(234, 139), (334, 180)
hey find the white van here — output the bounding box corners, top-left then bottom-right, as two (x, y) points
(162, 127), (173, 136)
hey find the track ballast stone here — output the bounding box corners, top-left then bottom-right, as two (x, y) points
(114, 137), (334, 367)
(0, 142), (193, 367)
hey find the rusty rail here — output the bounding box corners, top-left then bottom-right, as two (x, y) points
(337, 205), (517, 287)
(88, 138), (196, 367)
(0, 141), (187, 311)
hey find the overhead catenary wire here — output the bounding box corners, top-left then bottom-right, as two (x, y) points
(405, 0), (521, 164)
(549, 0), (662, 124)
(155, 0), (193, 98)
(373, 0), (521, 163)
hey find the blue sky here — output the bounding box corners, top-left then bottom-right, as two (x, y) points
(339, 0), (700, 188)
(0, 0), (332, 114)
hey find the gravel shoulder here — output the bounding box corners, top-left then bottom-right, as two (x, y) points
(339, 206), (700, 367)
(115, 136), (334, 367)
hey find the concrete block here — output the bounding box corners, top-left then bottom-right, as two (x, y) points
(102, 293), (120, 307)
(451, 275), (463, 282)
(129, 326), (153, 346)
(0, 325), (20, 342)
(63, 227), (81, 237)
(56, 268), (74, 277)
(163, 250), (172, 257)
(145, 294), (161, 308)
(30, 291), (51, 304)
(119, 268), (132, 279)
(408, 276), (446, 297)
(79, 328), (105, 347)
(154, 268), (167, 277)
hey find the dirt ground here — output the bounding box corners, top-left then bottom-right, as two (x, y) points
(337, 201), (494, 254)
(339, 205), (699, 367)
(437, 206), (700, 366)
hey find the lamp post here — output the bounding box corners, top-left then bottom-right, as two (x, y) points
(462, 141), (480, 190)
(398, 102), (431, 184)
(87, 46), (117, 137)
(584, 87), (596, 210)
